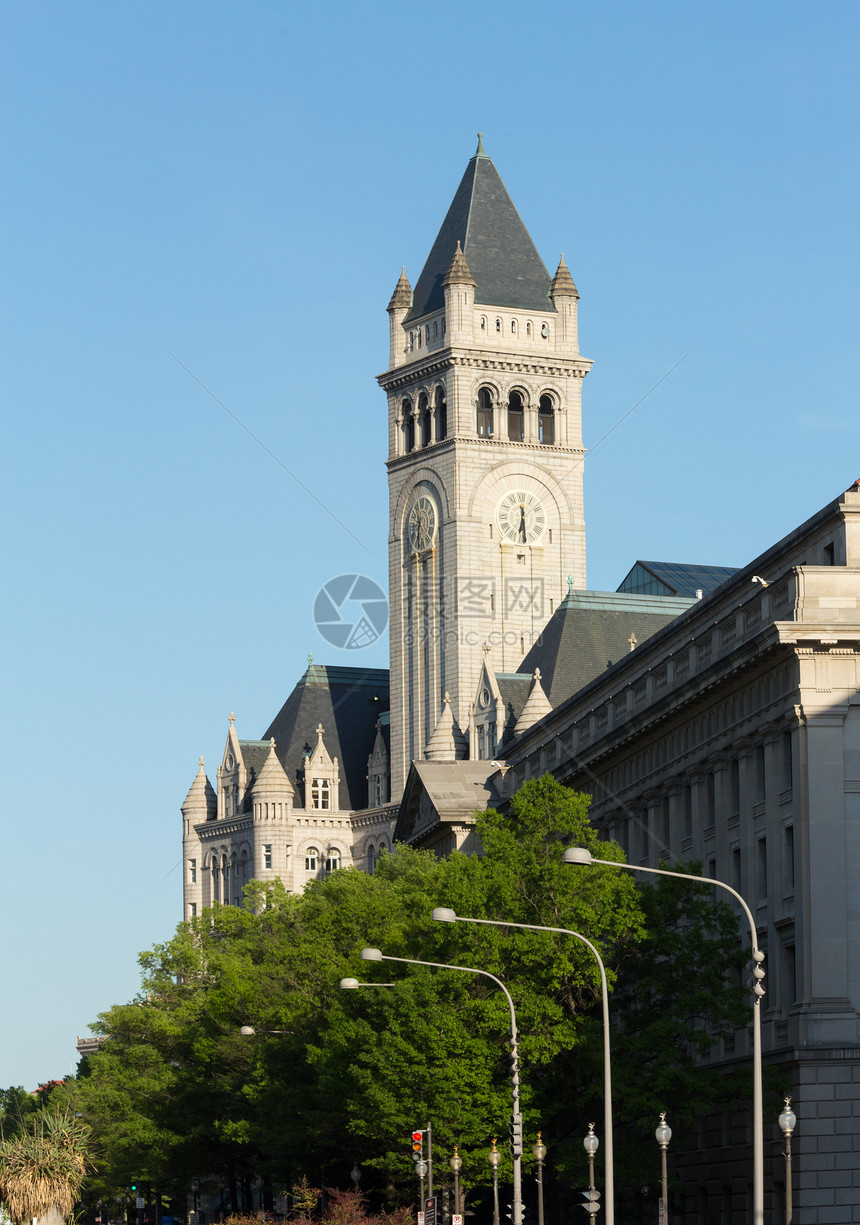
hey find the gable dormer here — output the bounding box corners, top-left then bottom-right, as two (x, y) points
(303, 723), (341, 812)
(469, 655), (506, 760)
(216, 712), (246, 819)
(367, 717), (390, 808)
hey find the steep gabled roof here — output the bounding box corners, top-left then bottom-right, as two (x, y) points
(263, 664), (389, 811)
(519, 589), (695, 708)
(617, 560), (739, 598)
(405, 138), (554, 322)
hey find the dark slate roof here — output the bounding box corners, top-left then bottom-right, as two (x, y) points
(263, 664), (389, 812)
(405, 142), (554, 322)
(518, 589), (695, 709)
(395, 760), (506, 845)
(238, 740), (273, 811)
(496, 673), (533, 739)
(617, 561), (738, 598)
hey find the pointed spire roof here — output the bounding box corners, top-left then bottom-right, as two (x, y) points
(252, 739), (295, 800)
(442, 241), (476, 288)
(181, 757), (217, 819)
(513, 669), (553, 736)
(405, 138), (554, 322)
(425, 692), (468, 761)
(550, 254), (579, 299)
(387, 266), (413, 312)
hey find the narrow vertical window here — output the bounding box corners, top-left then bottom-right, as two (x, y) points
(418, 392), (431, 447)
(683, 785), (693, 840)
(367, 844), (376, 874)
(495, 317), (501, 333)
(784, 826), (795, 893)
(402, 397), (414, 452)
(477, 387), (494, 438)
(757, 837), (768, 900)
(539, 394), (555, 444)
(435, 387), (447, 440)
(507, 391), (524, 441)
(189, 859), (197, 884)
(264, 844), (272, 869)
(780, 730), (793, 791)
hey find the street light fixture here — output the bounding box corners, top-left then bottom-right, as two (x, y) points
(779, 1097), (796, 1225)
(655, 1112), (671, 1222)
(488, 1139), (501, 1225)
(583, 1124), (600, 1217)
(449, 1147), (462, 1217)
(239, 1026), (293, 1035)
(563, 846), (765, 1225)
(431, 907), (614, 1225)
(360, 946), (523, 1225)
(532, 1133), (546, 1225)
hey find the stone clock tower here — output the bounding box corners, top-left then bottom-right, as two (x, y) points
(379, 136), (592, 792)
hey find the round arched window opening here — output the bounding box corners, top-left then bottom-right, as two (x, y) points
(539, 394), (555, 445)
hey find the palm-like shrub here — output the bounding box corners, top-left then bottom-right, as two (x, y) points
(0, 1109), (91, 1224)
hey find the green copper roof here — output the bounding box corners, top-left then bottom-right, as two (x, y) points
(405, 145), (554, 322)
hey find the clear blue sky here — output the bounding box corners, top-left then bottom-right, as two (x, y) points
(2, 1), (859, 1090)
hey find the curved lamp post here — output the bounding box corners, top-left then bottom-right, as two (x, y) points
(449, 1147), (462, 1217)
(488, 1139), (501, 1225)
(431, 907), (614, 1225)
(532, 1133), (546, 1225)
(361, 946), (523, 1225)
(655, 1112), (671, 1221)
(582, 1124), (600, 1216)
(779, 1097), (796, 1225)
(564, 847), (765, 1225)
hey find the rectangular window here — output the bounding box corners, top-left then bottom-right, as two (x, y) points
(731, 846), (741, 891)
(784, 826), (795, 894)
(683, 786), (693, 840)
(729, 759), (740, 815)
(754, 746), (766, 804)
(189, 902), (197, 918)
(780, 730), (793, 791)
(189, 859), (197, 884)
(756, 837), (768, 901)
(660, 797), (670, 852)
(706, 772), (716, 824)
(264, 844), (272, 869)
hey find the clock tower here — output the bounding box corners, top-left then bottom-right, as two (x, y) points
(379, 136), (592, 792)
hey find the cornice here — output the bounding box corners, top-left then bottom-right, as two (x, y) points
(195, 816), (252, 839)
(378, 351), (591, 392)
(386, 438), (585, 472)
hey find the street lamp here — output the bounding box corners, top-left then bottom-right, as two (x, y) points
(488, 1139), (501, 1225)
(583, 1124), (599, 1217)
(655, 1112), (671, 1222)
(339, 978), (396, 989)
(431, 907), (614, 1225)
(351, 1165), (361, 1188)
(449, 1147), (462, 1217)
(564, 847), (765, 1225)
(779, 1097), (796, 1225)
(361, 946), (523, 1225)
(532, 1133), (546, 1225)
(239, 1026), (294, 1035)
(416, 1159), (428, 1205)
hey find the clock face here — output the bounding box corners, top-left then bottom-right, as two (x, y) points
(496, 489), (547, 544)
(408, 495), (437, 552)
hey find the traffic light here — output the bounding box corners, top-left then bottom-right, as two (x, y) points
(509, 1112), (523, 1157)
(411, 1129), (424, 1161)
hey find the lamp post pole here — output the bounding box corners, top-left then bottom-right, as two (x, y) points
(779, 1098), (796, 1225)
(564, 848), (765, 1225)
(488, 1139), (501, 1225)
(449, 1147), (462, 1217)
(583, 1124), (599, 1217)
(431, 907), (614, 1225)
(532, 1133), (546, 1225)
(655, 1113), (671, 1223)
(360, 947), (523, 1225)
(416, 1159), (428, 1206)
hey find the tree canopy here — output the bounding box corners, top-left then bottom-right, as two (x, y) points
(63, 775), (752, 1216)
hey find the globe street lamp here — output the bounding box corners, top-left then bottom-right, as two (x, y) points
(564, 847), (765, 1225)
(431, 907), (614, 1225)
(779, 1097), (796, 1225)
(361, 947), (523, 1225)
(655, 1112), (671, 1222)
(583, 1124), (599, 1217)
(416, 1159), (428, 1205)
(449, 1147), (462, 1217)
(532, 1133), (546, 1225)
(488, 1139), (501, 1225)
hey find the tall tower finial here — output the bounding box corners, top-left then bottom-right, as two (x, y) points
(475, 132), (487, 158)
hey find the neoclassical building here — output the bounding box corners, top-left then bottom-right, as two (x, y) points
(181, 138), (860, 1218)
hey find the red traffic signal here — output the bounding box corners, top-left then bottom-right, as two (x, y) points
(412, 1131), (423, 1143)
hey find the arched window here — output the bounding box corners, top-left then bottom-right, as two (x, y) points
(402, 397), (414, 452)
(540, 322), (550, 339)
(418, 393), (431, 447)
(326, 847), (341, 872)
(435, 387), (447, 440)
(508, 391), (525, 442)
(495, 318), (502, 333)
(367, 844), (376, 874)
(539, 394), (555, 445)
(305, 846), (319, 871)
(211, 859), (219, 902)
(409, 331), (415, 351)
(526, 321), (532, 336)
(425, 326), (430, 345)
(480, 316), (487, 331)
(311, 778), (331, 810)
(433, 321), (438, 338)
(477, 387), (494, 438)
(511, 319), (517, 334)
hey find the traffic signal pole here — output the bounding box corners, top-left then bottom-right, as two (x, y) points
(426, 1119), (433, 1198)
